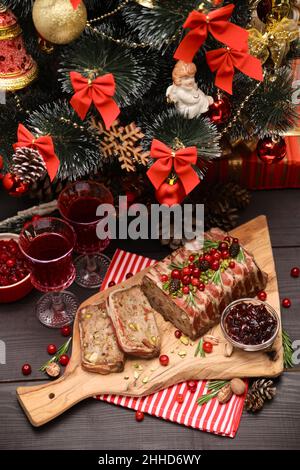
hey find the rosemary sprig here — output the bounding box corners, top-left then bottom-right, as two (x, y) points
(211, 268), (223, 286)
(194, 337), (206, 358)
(185, 290), (197, 308)
(282, 329), (294, 369)
(203, 239), (219, 251)
(168, 261), (186, 270)
(197, 380), (229, 406)
(39, 337), (72, 372)
(236, 246), (245, 263)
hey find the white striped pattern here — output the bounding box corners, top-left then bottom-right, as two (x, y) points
(95, 249), (247, 438)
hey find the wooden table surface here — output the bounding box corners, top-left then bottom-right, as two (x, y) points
(0, 189), (300, 450)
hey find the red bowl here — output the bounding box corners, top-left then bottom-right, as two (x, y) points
(0, 233), (33, 303)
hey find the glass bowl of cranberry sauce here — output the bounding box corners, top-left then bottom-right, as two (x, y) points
(220, 298), (280, 352)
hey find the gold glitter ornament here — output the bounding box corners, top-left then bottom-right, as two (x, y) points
(32, 0), (87, 45)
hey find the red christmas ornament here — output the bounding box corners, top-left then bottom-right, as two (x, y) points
(291, 267), (300, 278)
(61, 325), (71, 337)
(47, 344), (57, 355)
(282, 298), (291, 308)
(135, 410), (144, 422)
(22, 364), (32, 376)
(2, 173), (28, 196)
(208, 94), (231, 124)
(256, 136), (287, 164)
(155, 179), (186, 206)
(159, 354), (169, 366)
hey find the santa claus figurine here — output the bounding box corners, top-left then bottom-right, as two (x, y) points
(166, 61), (213, 119)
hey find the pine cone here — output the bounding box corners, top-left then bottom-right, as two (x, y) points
(27, 174), (66, 202)
(221, 182), (251, 210)
(251, 379), (276, 400)
(205, 199), (239, 232)
(245, 390), (265, 412)
(12, 147), (46, 184)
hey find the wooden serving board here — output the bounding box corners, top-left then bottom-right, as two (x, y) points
(17, 216), (283, 427)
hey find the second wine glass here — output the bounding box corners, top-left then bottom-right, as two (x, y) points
(58, 180), (113, 289)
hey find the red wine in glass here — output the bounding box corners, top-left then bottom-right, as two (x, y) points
(58, 181), (113, 289)
(19, 217), (78, 328)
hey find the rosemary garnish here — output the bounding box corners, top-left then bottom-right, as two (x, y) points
(39, 337), (72, 372)
(203, 239), (219, 251)
(168, 261), (186, 270)
(197, 380), (229, 406)
(282, 329), (294, 369)
(194, 337), (206, 357)
(236, 246), (245, 263)
(211, 268), (223, 286)
(185, 290), (197, 309)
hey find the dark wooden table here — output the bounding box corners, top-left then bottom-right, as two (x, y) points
(1, 189), (300, 450)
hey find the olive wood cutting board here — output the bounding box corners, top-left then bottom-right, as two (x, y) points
(17, 215), (283, 427)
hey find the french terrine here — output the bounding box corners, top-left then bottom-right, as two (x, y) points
(141, 228), (268, 340)
(79, 302), (125, 374)
(107, 285), (161, 358)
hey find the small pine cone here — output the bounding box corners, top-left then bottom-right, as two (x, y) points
(205, 200), (239, 232)
(222, 183), (251, 210)
(169, 278), (181, 293)
(245, 390), (265, 412)
(12, 147), (46, 184)
(251, 379), (276, 400)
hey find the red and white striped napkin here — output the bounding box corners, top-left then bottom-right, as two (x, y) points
(96, 249), (246, 438)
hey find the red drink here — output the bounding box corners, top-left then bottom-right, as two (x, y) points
(67, 196), (100, 223)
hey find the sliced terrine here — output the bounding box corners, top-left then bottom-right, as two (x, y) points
(141, 228), (268, 340)
(107, 285), (161, 358)
(79, 302), (125, 374)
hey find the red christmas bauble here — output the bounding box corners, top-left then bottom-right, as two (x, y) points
(256, 137), (287, 164)
(155, 179), (186, 206)
(2, 173), (29, 196)
(208, 95), (231, 125)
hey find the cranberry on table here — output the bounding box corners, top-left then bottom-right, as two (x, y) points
(282, 298), (291, 308)
(47, 344), (57, 355)
(22, 364), (32, 376)
(160, 274), (168, 283)
(125, 272), (133, 279)
(257, 290), (267, 301)
(159, 354), (169, 366)
(108, 280), (116, 287)
(187, 380), (197, 393)
(174, 329), (182, 339)
(171, 269), (181, 279)
(291, 267), (300, 278)
(59, 354), (69, 366)
(61, 325), (71, 337)
(182, 285), (190, 295)
(203, 341), (213, 353)
(135, 411), (144, 422)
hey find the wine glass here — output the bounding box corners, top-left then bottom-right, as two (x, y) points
(58, 180), (113, 289)
(19, 217), (78, 328)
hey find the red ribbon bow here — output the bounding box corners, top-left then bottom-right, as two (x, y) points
(70, 71), (120, 129)
(174, 4), (248, 63)
(206, 46), (263, 94)
(13, 124), (60, 182)
(70, 0), (81, 9)
(147, 139), (200, 195)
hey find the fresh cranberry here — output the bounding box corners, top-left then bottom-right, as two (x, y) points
(282, 298), (291, 308)
(108, 280), (116, 287)
(182, 266), (191, 276)
(59, 354), (69, 366)
(221, 250), (229, 259)
(187, 380), (197, 393)
(211, 260), (220, 271)
(171, 269), (181, 279)
(188, 255), (195, 262)
(219, 241), (229, 251)
(191, 277), (200, 287)
(174, 330), (182, 339)
(224, 236), (231, 242)
(204, 254), (212, 263)
(213, 252), (221, 261)
(198, 282), (205, 291)
(291, 267), (300, 278)
(192, 267), (201, 278)
(203, 341), (213, 353)
(182, 285), (190, 294)
(233, 238), (239, 244)
(210, 248), (217, 255)
(181, 275), (191, 285)
(257, 290), (267, 301)
(47, 344), (57, 355)
(22, 364), (32, 376)
(61, 325), (71, 337)
(161, 274), (168, 283)
(126, 272), (133, 279)
(229, 261), (235, 269)
(159, 354), (169, 366)
(135, 411), (144, 422)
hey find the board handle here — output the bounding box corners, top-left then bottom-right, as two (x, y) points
(17, 367), (91, 427)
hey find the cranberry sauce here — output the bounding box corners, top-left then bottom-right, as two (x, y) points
(224, 302), (277, 345)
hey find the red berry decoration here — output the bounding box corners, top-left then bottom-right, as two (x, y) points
(221, 250), (229, 259)
(192, 267), (201, 278)
(22, 363), (32, 376)
(199, 282), (205, 291)
(233, 238), (239, 244)
(181, 274), (191, 285)
(187, 380), (197, 393)
(182, 285), (190, 294)
(174, 329), (182, 339)
(177, 394), (184, 404)
(108, 280), (116, 287)
(189, 255), (195, 262)
(61, 325), (71, 337)
(161, 274), (169, 283)
(204, 254), (212, 263)
(213, 252), (221, 261)
(224, 236), (231, 242)
(211, 260), (220, 271)
(126, 272), (133, 279)
(229, 261), (235, 269)
(256, 136), (286, 164)
(47, 344), (57, 355)
(219, 241), (229, 251)
(135, 410), (144, 422)
(59, 354), (69, 366)
(159, 354), (169, 366)
(182, 266), (191, 276)
(208, 94), (231, 125)
(282, 298), (291, 308)
(257, 290), (267, 301)
(171, 269), (181, 279)
(203, 341), (213, 353)
(191, 277), (200, 287)
(291, 267), (300, 278)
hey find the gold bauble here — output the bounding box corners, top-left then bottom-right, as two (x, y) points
(32, 0), (87, 45)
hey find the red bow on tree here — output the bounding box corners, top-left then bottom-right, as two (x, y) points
(70, 71), (120, 129)
(147, 139), (200, 196)
(70, 0), (81, 9)
(206, 46), (263, 94)
(174, 4), (249, 63)
(13, 124), (60, 182)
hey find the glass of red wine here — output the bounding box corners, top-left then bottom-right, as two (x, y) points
(19, 217), (78, 328)
(58, 180), (113, 289)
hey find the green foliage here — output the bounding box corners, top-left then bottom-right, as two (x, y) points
(59, 32), (158, 109)
(25, 100), (101, 180)
(140, 107), (221, 178)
